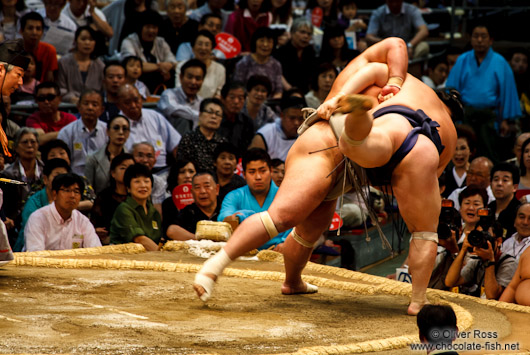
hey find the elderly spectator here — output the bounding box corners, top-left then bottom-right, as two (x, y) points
(110, 163), (162, 250)
(177, 98), (228, 172)
(502, 203), (530, 262)
(224, 0), (272, 53)
(448, 156), (495, 211)
(0, 0), (28, 41)
(304, 62), (337, 109)
(37, 0), (77, 55)
(57, 89), (106, 175)
(57, 26), (104, 104)
(120, 10), (176, 92)
(188, 0), (228, 25)
(158, 59), (205, 135)
(319, 25), (358, 72)
(273, 17), (316, 93)
(233, 27), (282, 98)
(175, 13), (224, 61)
(25, 172), (101, 251)
(213, 142), (245, 203)
(26, 82), (77, 145)
(160, 0), (198, 54)
(122, 56), (149, 100)
(488, 163), (520, 239)
(85, 115), (130, 194)
(365, 0), (429, 59)
(19, 11), (57, 82)
(100, 61), (125, 123)
(175, 30), (224, 99)
(90, 153), (134, 245)
(117, 84), (181, 169)
(249, 95), (305, 161)
(242, 75), (276, 131)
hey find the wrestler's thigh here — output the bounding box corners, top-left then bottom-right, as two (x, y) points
(296, 199), (338, 242)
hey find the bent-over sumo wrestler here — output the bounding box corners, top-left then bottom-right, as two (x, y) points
(194, 38), (459, 315)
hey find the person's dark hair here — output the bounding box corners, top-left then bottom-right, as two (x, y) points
(509, 47), (529, 62)
(166, 159), (196, 192)
(250, 26), (276, 53)
(280, 95), (306, 111)
(310, 62), (337, 92)
(417, 305), (457, 345)
(51, 172), (85, 193)
(435, 88), (464, 123)
(124, 163), (154, 188)
(109, 153), (135, 189)
(246, 75), (272, 96)
(0, 0), (26, 12)
(137, 10), (163, 35)
(282, 87), (304, 100)
(192, 170), (217, 184)
(470, 22), (492, 37)
(338, 0), (356, 11)
(191, 29), (216, 48)
(40, 139), (71, 163)
(35, 81), (60, 97)
(199, 12), (222, 26)
(238, 0), (271, 13)
(305, 0), (337, 22)
(271, 0), (291, 24)
(243, 148), (271, 171)
(200, 97), (224, 113)
(122, 55), (142, 75)
(491, 162), (520, 185)
(125, 0), (153, 16)
(271, 158), (284, 168)
(427, 55), (448, 70)
(180, 58), (206, 79)
(320, 25), (357, 64)
(74, 26), (98, 58)
(520, 137), (530, 177)
(103, 61), (125, 77)
(213, 142), (240, 161)
(78, 89), (103, 105)
(20, 12), (44, 31)
(455, 123), (477, 157)
(458, 185), (488, 206)
(221, 81), (246, 99)
(107, 114), (130, 130)
(43, 158), (71, 177)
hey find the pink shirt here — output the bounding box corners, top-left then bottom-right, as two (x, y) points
(24, 202), (101, 251)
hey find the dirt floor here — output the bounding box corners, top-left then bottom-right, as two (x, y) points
(0, 248), (528, 355)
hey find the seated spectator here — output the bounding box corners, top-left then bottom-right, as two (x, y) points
(166, 171), (220, 240)
(175, 30), (225, 99)
(176, 13), (225, 61)
(177, 98), (227, 172)
(233, 27), (282, 98)
(249, 95), (305, 161)
(416, 305), (459, 354)
(319, 25), (358, 72)
(421, 56), (448, 90)
(509, 48), (529, 100)
(159, 0), (198, 54)
(62, 0), (114, 57)
(273, 17), (316, 93)
(442, 124), (476, 198)
(304, 0), (338, 31)
(158, 59), (205, 135)
(242, 75), (277, 131)
(100, 61), (125, 123)
(304, 62), (337, 109)
(85, 115), (130, 194)
(337, 0), (367, 51)
(219, 148), (289, 250)
(518, 137), (530, 190)
(499, 247), (530, 306)
(57, 26), (104, 104)
(218, 81), (254, 153)
(188, 0), (228, 25)
(488, 163), (520, 239)
(120, 10), (176, 93)
(90, 153), (135, 245)
(270, 158), (284, 186)
(448, 156), (494, 210)
(506, 132), (530, 167)
(455, 186), (488, 245)
(12, 53), (39, 104)
(57, 89), (106, 175)
(13, 158), (70, 252)
(117, 84), (181, 169)
(19, 12), (57, 82)
(224, 0), (272, 53)
(0, 0), (29, 42)
(109, 163), (162, 251)
(25, 172), (101, 251)
(26, 82), (77, 145)
(40, 139), (96, 212)
(122, 56), (149, 100)
(502, 203), (530, 261)
(269, 0), (292, 47)
(213, 142), (245, 203)
(445, 219), (517, 299)
(37, 0), (77, 56)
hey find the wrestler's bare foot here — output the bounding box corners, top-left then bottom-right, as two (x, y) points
(281, 281), (318, 295)
(335, 94), (373, 115)
(193, 273), (217, 300)
(407, 300), (428, 316)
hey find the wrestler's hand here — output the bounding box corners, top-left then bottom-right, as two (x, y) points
(378, 85), (400, 103)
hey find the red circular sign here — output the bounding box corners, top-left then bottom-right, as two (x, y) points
(328, 212), (343, 231)
(215, 33), (242, 59)
(172, 184), (194, 210)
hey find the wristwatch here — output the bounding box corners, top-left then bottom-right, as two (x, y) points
(484, 260), (495, 268)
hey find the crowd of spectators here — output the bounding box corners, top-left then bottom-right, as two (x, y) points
(1, 0), (530, 309)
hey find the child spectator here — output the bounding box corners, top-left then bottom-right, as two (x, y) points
(270, 158), (284, 186)
(337, 0), (366, 51)
(123, 55), (150, 100)
(12, 53), (39, 104)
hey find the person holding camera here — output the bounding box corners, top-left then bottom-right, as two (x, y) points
(444, 200), (517, 299)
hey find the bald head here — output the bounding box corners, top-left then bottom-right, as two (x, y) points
(117, 84), (143, 121)
(467, 156), (493, 189)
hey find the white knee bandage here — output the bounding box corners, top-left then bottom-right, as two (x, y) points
(260, 211), (279, 240)
(411, 232), (438, 243)
(291, 228), (315, 249)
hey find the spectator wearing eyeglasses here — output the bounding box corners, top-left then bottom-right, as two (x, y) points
(177, 98), (228, 172)
(26, 82), (77, 146)
(85, 115), (130, 195)
(57, 89), (106, 176)
(24, 172), (101, 251)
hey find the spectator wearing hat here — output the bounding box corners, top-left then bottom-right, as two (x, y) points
(248, 95), (305, 161)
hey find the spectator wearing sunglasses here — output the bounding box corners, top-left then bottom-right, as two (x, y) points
(26, 82), (77, 146)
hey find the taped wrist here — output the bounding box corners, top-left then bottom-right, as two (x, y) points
(291, 228), (315, 249)
(387, 76), (404, 88)
(260, 211), (279, 240)
(341, 128), (365, 146)
(411, 232), (438, 243)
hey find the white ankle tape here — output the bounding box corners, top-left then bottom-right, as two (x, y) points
(291, 229), (315, 249)
(341, 128), (365, 146)
(201, 248), (232, 277)
(411, 232), (438, 243)
(260, 211), (279, 239)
